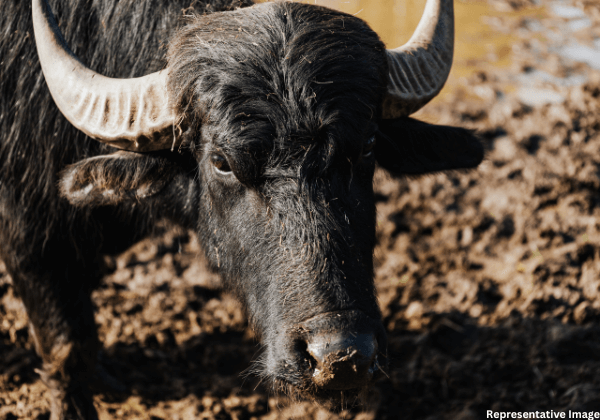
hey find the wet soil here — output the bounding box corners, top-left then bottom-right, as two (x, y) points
(2, 0), (600, 418)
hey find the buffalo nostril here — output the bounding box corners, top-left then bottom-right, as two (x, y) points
(306, 333), (378, 390)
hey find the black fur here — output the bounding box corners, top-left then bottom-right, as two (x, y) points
(0, 0), (482, 418)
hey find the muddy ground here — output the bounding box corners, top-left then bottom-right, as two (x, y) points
(2, 0), (600, 419)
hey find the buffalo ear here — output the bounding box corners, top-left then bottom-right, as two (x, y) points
(375, 117), (484, 176)
(59, 150), (193, 207)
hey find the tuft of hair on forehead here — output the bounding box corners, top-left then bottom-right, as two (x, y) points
(167, 2), (388, 173)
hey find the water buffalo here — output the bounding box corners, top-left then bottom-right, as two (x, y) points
(0, 0), (483, 418)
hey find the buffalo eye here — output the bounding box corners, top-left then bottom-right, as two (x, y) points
(210, 153), (232, 174)
(363, 136), (376, 158)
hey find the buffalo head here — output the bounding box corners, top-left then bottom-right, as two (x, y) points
(32, 0), (482, 402)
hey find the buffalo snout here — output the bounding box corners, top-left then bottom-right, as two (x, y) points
(284, 310), (387, 393)
(307, 331), (378, 390)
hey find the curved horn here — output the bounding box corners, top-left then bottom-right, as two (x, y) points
(32, 0), (176, 152)
(382, 0), (454, 119)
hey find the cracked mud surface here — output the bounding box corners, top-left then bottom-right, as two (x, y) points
(2, 0), (600, 418)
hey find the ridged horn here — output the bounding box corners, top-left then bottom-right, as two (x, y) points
(32, 0), (176, 152)
(382, 0), (454, 119)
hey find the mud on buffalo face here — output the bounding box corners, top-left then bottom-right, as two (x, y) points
(37, 0), (484, 405)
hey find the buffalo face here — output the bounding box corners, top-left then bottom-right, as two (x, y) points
(169, 3), (390, 397)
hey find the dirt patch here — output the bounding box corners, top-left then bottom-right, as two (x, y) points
(2, 0), (600, 418)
